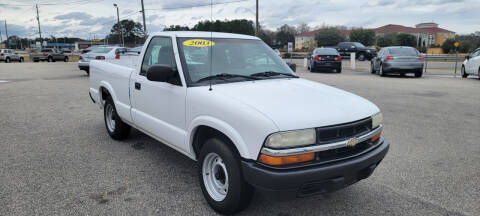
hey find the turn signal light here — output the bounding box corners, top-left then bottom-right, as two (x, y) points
(259, 153), (314, 166)
(371, 132), (382, 143)
(314, 56), (322, 61)
(385, 56), (394, 61)
(419, 56), (425, 60)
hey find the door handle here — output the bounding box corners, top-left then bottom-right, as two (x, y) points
(135, 82), (141, 90)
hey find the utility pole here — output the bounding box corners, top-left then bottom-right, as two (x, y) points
(255, 0), (259, 36)
(140, 0), (146, 35)
(114, 4), (124, 46)
(5, 20), (8, 49)
(36, 4), (42, 44)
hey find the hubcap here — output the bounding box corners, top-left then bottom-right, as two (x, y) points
(202, 152), (228, 201)
(105, 104), (116, 132)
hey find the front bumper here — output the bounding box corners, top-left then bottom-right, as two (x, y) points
(241, 139), (389, 199)
(78, 61), (90, 71)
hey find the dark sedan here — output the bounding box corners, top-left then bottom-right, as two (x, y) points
(307, 48), (342, 73)
(371, 46), (424, 77)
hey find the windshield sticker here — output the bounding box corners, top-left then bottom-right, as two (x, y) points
(183, 39), (214, 47)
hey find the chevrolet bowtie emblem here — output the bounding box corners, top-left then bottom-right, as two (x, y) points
(346, 138), (359, 147)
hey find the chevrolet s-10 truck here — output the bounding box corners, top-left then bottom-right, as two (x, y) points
(89, 31), (389, 214)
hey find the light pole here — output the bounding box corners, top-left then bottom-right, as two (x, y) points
(113, 4), (124, 46)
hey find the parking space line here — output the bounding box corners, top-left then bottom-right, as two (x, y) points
(0, 80), (10, 83)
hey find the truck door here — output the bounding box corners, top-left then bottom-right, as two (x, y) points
(130, 36), (188, 152)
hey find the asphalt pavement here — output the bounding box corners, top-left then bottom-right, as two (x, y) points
(0, 62), (479, 216)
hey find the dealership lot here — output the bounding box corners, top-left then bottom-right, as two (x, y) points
(0, 62), (478, 215)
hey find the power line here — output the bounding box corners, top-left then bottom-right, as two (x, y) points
(144, 0), (249, 11)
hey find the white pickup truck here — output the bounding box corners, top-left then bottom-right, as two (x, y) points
(89, 31), (389, 214)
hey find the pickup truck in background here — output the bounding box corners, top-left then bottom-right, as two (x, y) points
(89, 31), (389, 214)
(30, 48), (69, 62)
(331, 42), (377, 61)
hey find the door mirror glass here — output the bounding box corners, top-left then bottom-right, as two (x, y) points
(147, 64), (177, 82)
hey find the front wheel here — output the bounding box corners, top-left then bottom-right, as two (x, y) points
(19, 58), (24, 63)
(47, 56), (53, 62)
(64, 57), (69, 62)
(199, 138), (253, 215)
(5, 58), (10, 63)
(104, 97), (130, 140)
(461, 66), (468, 78)
(358, 53), (365, 61)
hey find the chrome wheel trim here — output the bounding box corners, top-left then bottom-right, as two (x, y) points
(105, 104), (116, 132)
(202, 152), (228, 201)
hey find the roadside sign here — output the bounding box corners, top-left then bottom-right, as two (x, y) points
(454, 42), (459, 48)
(287, 42), (293, 53)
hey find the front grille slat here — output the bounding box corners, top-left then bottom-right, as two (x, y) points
(316, 117), (372, 143)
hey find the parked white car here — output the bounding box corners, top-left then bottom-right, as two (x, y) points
(89, 31), (389, 214)
(461, 48), (480, 79)
(78, 46), (127, 75)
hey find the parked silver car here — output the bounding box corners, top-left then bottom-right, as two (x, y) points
(0, 49), (24, 63)
(78, 46), (127, 75)
(371, 46), (424, 77)
(30, 48), (69, 62)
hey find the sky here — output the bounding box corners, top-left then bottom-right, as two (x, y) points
(0, 0), (478, 40)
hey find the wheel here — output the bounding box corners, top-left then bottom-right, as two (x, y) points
(371, 62), (376, 74)
(64, 57), (69, 62)
(85, 69), (90, 76)
(310, 63), (316, 72)
(336, 67), (342, 73)
(478, 67), (480, 80)
(104, 97), (130, 140)
(47, 56), (53, 62)
(5, 57), (10, 63)
(379, 64), (386, 77)
(198, 138), (253, 215)
(461, 66), (468, 78)
(415, 70), (423, 78)
(358, 53), (365, 61)
(19, 57), (24, 63)
(34, 60), (39, 62)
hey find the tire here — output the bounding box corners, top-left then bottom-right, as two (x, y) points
(310, 63), (316, 72)
(478, 67), (480, 80)
(358, 53), (365, 61)
(415, 70), (423, 78)
(104, 97), (130, 140)
(198, 138), (253, 215)
(336, 66), (342, 73)
(47, 56), (53, 62)
(379, 64), (386, 77)
(85, 69), (90, 76)
(5, 57), (10, 63)
(370, 62), (376, 74)
(64, 57), (69, 62)
(461, 66), (468, 78)
(19, 57), (24, 63)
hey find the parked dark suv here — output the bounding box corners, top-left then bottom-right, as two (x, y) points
(333, 42), (377, 61)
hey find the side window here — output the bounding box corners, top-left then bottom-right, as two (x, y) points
(140, 37), (178, 79)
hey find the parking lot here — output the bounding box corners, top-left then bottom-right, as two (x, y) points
(0, 62), (479, 215)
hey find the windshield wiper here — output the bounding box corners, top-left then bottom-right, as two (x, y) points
(196, 73), (259, 83)
(250, 71), (299, 78)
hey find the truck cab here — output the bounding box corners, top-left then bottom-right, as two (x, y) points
(89, 31), (389, 214)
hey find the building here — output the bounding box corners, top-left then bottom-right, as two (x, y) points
(374, 23), (455, 47)
(295, 29), (351, 50)
(295, 22), (455, 50)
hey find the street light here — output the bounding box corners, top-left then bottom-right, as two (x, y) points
(113, 3), (124, 46)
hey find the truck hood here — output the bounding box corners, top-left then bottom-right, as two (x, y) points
(213, 78), (380, 131)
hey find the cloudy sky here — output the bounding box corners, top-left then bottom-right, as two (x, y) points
(0, 0), (478, 40)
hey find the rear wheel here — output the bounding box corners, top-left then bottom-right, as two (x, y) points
(5, 57), (10, 63)
(104, 97), (130, 140)
(199, 138), (253, 215)
(379, 64), (386, 77)
(415, 70), (423, 78)
(336, 66), (342, 73)
(358, 53), (365, 61)
(64, 56), (69, 62)
(461, 66), (468, 78)
(310, 63), (316, 72)
(19, 57), (24, 62)
(370, 62), (376, 74)
(47, 56), (53, 62)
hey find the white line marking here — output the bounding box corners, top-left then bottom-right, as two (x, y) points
(0, 80), (10, 83)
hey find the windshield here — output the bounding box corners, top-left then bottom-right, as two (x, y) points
(177, 38), (294, 84)
(314, 48), (339, 55)
(89, 47), (113, 54)
(389, 48), (418, 56)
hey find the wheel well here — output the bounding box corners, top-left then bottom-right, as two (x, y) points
(100, 87), (111, 102)
(192, 125), (240, 159)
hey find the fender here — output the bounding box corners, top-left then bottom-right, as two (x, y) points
(188, 115), (250, 160)
(98, 80), (118, 108)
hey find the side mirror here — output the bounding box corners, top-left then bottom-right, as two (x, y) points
(465, 56), (470, 60)
(147, 64), (177, 82)
(351, 46), (356, 49)
(286, 62), (296, 72)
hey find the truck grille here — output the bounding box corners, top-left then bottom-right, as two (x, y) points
(316, 117), (372, 143)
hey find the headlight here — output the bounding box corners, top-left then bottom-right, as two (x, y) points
(372, 112), (383, 129)
(265, 129), (316, 149)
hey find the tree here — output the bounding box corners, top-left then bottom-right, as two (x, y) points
(108, 19), (145, 45)
(396, 33), (416, 47)
(296, 23), (310, 34)
(376, 33), (397, 47)
(303, 39), (317, 52)
(349, 29), (375, 46)
(275, 24), (296, 47)
(192, 19), (255, 36)
(314, 28), (346, 47)
(441, 38), (456, 53)
(258, 26), (276, 46)
(164, 25), (190, 31)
